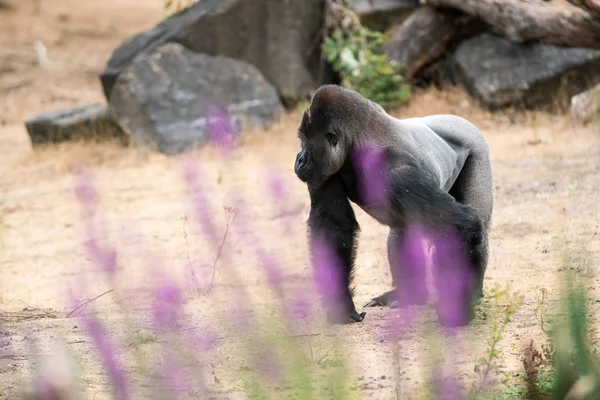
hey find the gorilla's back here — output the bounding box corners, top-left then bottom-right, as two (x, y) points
(395, 116), (472, 192)
(399, 114), (494, 228)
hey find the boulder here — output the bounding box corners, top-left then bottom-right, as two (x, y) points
(24, 104), (127, 146)
(570, 83), (600, 125)
(101, 0), (329, 106)
(109, 43), (284, 155)
(451, 32), (600, 109)
(350, 0), (419, 32)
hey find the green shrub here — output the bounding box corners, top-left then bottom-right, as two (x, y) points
(164, 0), (197, 14)
(321, 24), (411, 109)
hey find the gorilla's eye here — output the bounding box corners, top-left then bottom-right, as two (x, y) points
(325, 132), (338, 146)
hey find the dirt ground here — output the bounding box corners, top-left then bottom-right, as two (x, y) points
(1, 1), (600, 399)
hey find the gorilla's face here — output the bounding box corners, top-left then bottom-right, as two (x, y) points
(294, 109), (346, 186)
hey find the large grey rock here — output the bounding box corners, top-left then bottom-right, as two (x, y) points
(101, 0), (329, 106)
(351, 0), (419, 32)
(452, 32), (600, 109)
(570, 83), (600, 125)
(24, 104), (127, 145)
(109, 43), (284, 155)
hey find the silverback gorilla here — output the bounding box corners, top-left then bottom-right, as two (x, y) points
(294, 85), (494, 327)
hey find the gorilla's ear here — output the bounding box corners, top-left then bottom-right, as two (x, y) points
(299, 110), (310, 133)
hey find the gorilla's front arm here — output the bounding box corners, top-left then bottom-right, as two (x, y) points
(307, 176), (366, 323)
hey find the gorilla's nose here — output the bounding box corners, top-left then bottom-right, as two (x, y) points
(295, 152), (306, 168)
(294, 152), (310, 181)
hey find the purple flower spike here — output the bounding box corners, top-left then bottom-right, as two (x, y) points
(267, 173), (286, 201)
(34, 376), (62, 399)
(160, 357), (196, 396)
(310, 239), (345, 307)
(83, 314), (129, 400)
(185, 326), (219, 352)
(352, 143), (388, 205)
(73, 168), (119, 277)
(432, 366), (466, 400)
(394, 225), (429, 307)
(431, 229), (475, 330)
(73, 167), (99, 213)
(382, 307), (418, 342)
(83, 239), (118, 277)
(206, 104), (236, 153)
(289, 296), (312, 322)
(183, 164), (219, 245)
(258, 250), (283, 288)
(152, 278), (183, 331)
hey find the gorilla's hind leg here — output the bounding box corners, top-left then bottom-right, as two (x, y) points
(365, 228), (429, 308)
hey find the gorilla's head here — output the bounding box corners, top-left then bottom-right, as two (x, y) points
(294, 85), (358, 185)
(294, 85), (387, 186)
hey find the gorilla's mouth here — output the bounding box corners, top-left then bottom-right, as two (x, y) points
(294, 151), (312, 182)
(294, 167), (311, 182)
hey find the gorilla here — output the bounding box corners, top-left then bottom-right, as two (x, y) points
(294, 84), (494, 327)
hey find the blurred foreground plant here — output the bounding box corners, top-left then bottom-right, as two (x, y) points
(548, 271), (600, 400)
(470, 284), (524, 398)
(16, 105), (600, 400)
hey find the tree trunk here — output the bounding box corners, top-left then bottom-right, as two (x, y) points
(424, 0), (600, 49)
(381, 6), (486, 81)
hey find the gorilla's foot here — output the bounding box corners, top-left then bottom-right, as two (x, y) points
(364, 289), (428, 308)
(364, 291), (392, 307)
(350, 310), (367, 323)
(326, 307), (366, 325)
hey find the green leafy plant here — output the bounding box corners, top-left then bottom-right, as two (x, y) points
(164, 0), (198, 15)
(321, 13), (410, 109)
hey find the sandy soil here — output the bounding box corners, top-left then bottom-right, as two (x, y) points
(1, 1), (600, 399)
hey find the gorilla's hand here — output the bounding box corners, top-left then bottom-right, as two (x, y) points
(326, 305), (366, 325)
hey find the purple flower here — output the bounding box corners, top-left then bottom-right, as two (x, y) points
(73, 168), (118, 277)
(382, 307), (418, 342)
(184, 326), (219, 352)
(82, 314), (129, 400)
(289, 296), (312, 322)
(393, 224), (429, 307)
(205, 104), (236, 153)
(267, 173), (286, 201)
(83, 238), (118, 277)
(73, 167), (99, 213)
(381, 225), (430, 341)
(152, 278), (183, 331)
(430, 229), (475, 330)
(183, 163), (219, 245)
(258, 249), (283, 288)
(310, 237), (346, 309)
(432, 366), (465, 399)
(33, 376), (61, 399)
(352, 143), (388, 205)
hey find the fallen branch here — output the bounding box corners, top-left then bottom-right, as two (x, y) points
(424, 0), (600, 49)
(382, 6), (486, 81)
